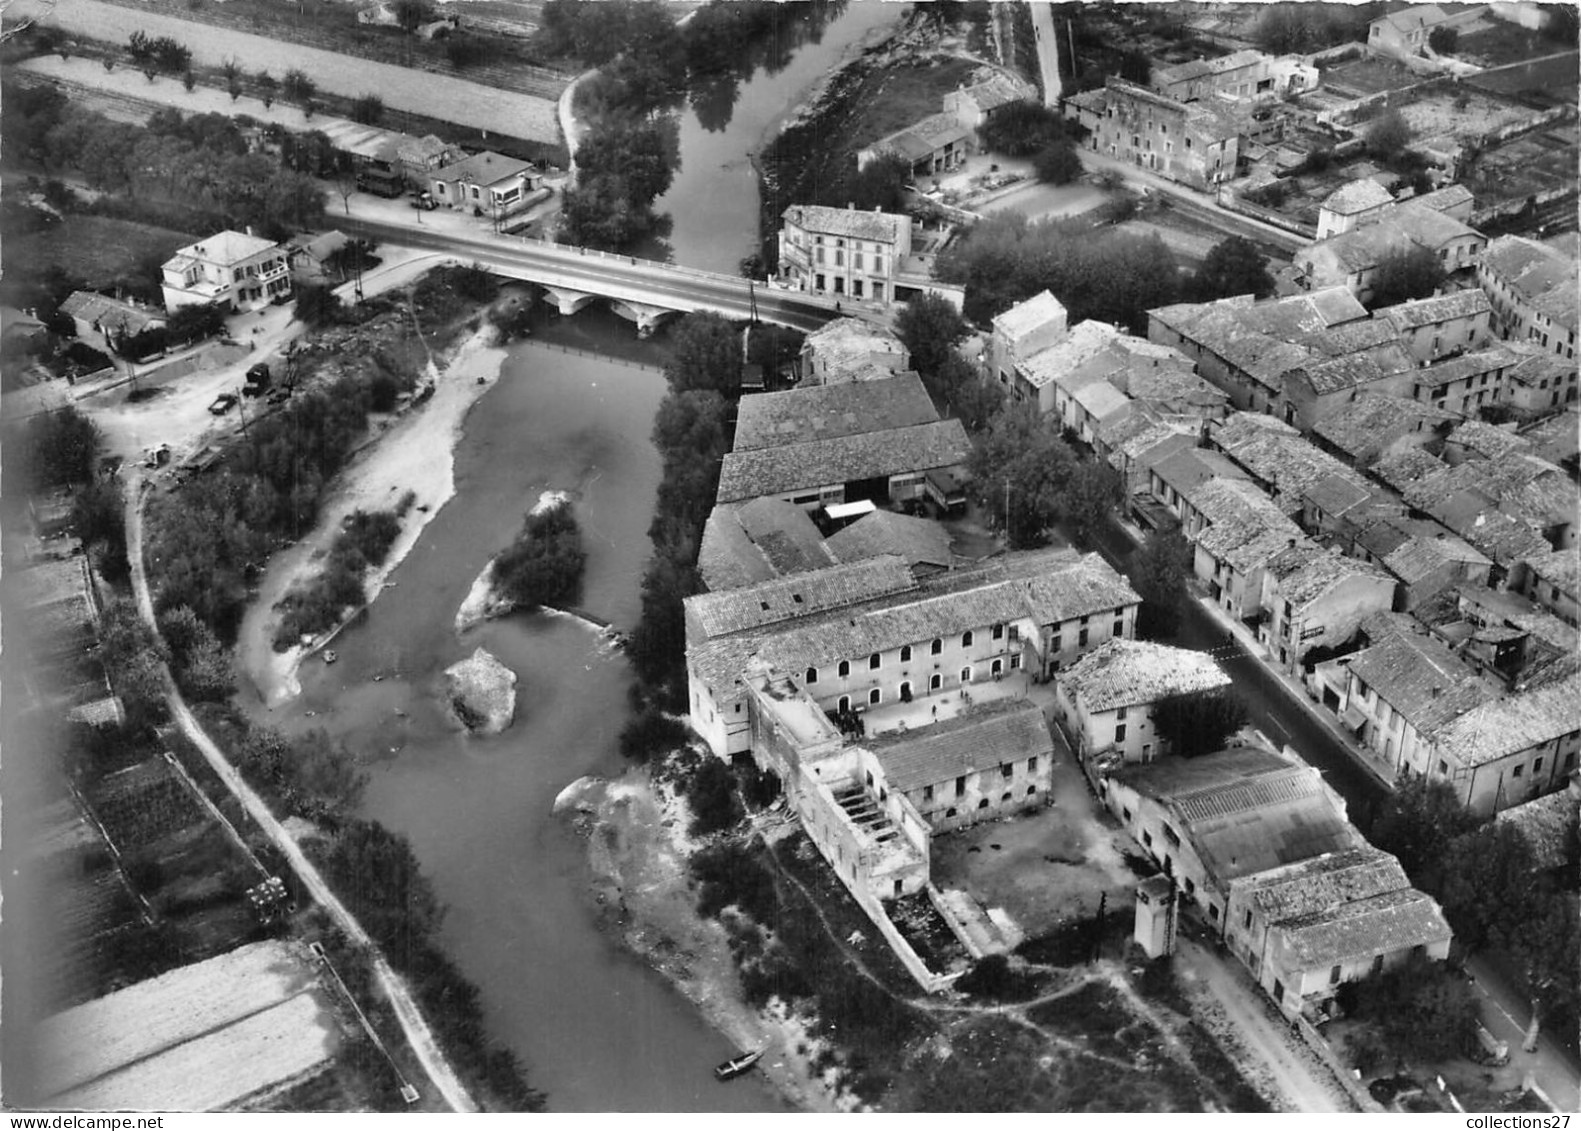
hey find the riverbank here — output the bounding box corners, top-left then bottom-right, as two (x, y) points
(562, 768), (848, 1114)
(240, 322), (508, 707)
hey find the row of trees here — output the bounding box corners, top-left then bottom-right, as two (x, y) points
(1369, 776), (1580, 1049)
(2, 84), (323, 240)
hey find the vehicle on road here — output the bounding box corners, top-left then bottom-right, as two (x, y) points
(243, 363), (271, 397)
(209, 393), (238, 415)
(410, 191), (438, 211)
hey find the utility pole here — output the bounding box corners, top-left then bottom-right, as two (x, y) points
(1004, 476), (1011, 544)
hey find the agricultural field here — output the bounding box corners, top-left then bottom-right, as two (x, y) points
(3, 214), (198, 294)
(37, 940), (342, 1111)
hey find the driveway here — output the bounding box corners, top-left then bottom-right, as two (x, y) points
(12, 0), (559, 143)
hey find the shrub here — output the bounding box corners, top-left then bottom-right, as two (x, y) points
(618, 708), (690, 762)
(491, 503), (585, 610)
(684, 755), (742, 836)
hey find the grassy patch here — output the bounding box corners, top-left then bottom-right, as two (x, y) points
(4, 214), (199, 292)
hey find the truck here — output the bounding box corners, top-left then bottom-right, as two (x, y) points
(243, 362), (271, 396)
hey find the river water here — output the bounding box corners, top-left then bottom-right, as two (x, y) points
(243, 2), (905, 1112)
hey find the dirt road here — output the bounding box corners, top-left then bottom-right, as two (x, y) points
(125, 480), (478, 1113)
(1176, 936), (1353, 1113)
(11, 0), (559, 143)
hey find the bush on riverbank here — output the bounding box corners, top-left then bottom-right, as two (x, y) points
(492, 503), (585, 611)
(272, 500), (411, 651)
(618, 708), (691, 762)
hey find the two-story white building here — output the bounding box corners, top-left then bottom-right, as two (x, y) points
(777, 204), (910, 306)
(161, 230), (291, 313)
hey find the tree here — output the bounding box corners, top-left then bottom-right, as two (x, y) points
(895, 292), (969, 384)
(1150, 690), (1248, 758)
(574, 115), (679, 206)
(966, 402), (1076, 548)
(1368, 774), (1483, 890)
(73, 480), (130, 583)
(1334, 954), (1480, 1069)
(20, 405), (100, 487)
(1033, 137), (1083, 185)
(847, 152), (911, 212)
(1193, 236), (1275, 301)
(294, 283), (344, 327)
(350, 94), (384, 126)
(663, 312), (741, 393)
(1061, 460), (1122, 547)
(558, 173), (653, 250)
(492, 505), (586, 610)
(256, 70), (277, 108)
(1367, 245), (1447, 310)
(1427, 25), (1458, 54)
(1365, 108), (1412, 161)
(685, 755), (742, 836)
(618, 708), (690, 762)
(1119, 48), (1150, 85)
(281, 69), (316, 106)
(1130, 528), (1191, 639)
(393, 0), (429, 32)
(980, 101), (1068, 158)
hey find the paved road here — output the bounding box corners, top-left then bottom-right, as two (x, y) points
(124, 478), (478, 1113)
(337, 215), (849, 332)
(13, 0), (559, 143)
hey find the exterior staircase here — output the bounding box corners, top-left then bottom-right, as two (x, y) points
(830, 784), (904, 847)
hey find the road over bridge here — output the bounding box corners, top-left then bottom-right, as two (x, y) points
(337, 217), (854, 335)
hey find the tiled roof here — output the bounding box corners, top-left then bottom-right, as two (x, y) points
(1362, 516), (1490, 585)
(1186, 475), (1295, 531)
(1372, 447), (1447, 493)
(1494, 790), (1579, 871)
(716, 419), (972, 504)
(1152, 447), (1249, 499)
(1376, 289), (1491, 331)
(733, 374), (938, 451)
(689, 551), (1138, 696)
(59, 292), (164, 337)
(1321, 179), (1393, 217)
(1314, 394), (1456, 464)
(1274, 888), (1452, 968)
(1073, 379), (1132, 423)
(1340, 627), (1497, 734)
(1446, 419), (1531, 460)
(1519, 545), (1580, 595)
(431, 149), (533, 186)
(1413, 184), (1474, 214)
(954, 74), (1033, 112)
(1297, 346), (1411, 396)
(1239, 846), (1409, 923)
(1481, 236), (1579, 333)
(1018, 320), (1122, 390)
(170, 230), (279, 267)
(1110, 423), (1197, 471)
(1432, 669), (1581, 768)
(803, 317), (907, 375)
(1376, 5), (1450, 34)
(698, 499), (838, 591)
(1517, 407), (1580, 469)
(992, 290), (1067, 346)
(871, 699), (1052, 793)
(1504, 345), (1576, 389)
(1215, 424), (1374, 506)
(782, 204), (907, 245)
(687, 554), (916, 640)
(1116, 748), (1361, 883)
(826, 510), (953, 571)
(1265, 541), (1393, 610)
(1413, 345), (1518, 388)
(1057, 639), (1231, 714)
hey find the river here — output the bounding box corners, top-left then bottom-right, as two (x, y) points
(242, 2), (906, 1112)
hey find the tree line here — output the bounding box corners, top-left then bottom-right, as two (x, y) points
(1, 82), (324, 242)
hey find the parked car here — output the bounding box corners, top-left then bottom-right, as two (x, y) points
(209, 393), (237, 415)
(266, 387), (292, 406)
(243, 363), (271, 396)
(410, 191), (437, 211)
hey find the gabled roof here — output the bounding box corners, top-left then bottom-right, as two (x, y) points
(1376, 288), (1491, 331)
(1481, 235), (1579, 332)
(1412, 184), (1473, 214)
(1321, 179), (1394, 217)
(1413, 345), (1519, 388)
(1432, 669), (1581, 768)
(733, 374), (938, 451)
(59, 291), (164, 336)
(803, 317), (907, 374)
(1446, 419), (1531, 461)
(1273, 888), (1452, 968)
(1359, 515), (1491, 585)
(698, 499), (839, 591)
(716, 419), (972, 504)
(1018, 320), (1123, 390)
(992, 290), (1067, 346)
(1265, 541), (1393, 610)
(871, 699), (1052, 793)
(1494, 789), (1579, 871)
(687, 554), (916, 639)
(1340, 626), (1497, 735)
(1115, 748), (1362, 884)
(1214, 422), (1374, 506)
(952, 74), (1032, 113)
(782, 204), (907, 244)
(1237, 846), (1408, 924)
(1519, 545), (1580, 596)
(1151, 447), (1248, 497)
(1372, 447), (1448, 493)
(826, 510), (953, 572)
(1057, 639), (1231, 714)
(1313, 394), (1457, 465)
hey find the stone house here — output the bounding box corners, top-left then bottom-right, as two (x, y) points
(1407, 344), (1519, 416)
(858, 111), (976, 179)
(1511, 545), (1580, 627)
(1350, 515), (1493, 610)
(943, 73), (1036, 131)
(1084, 78), (1244, 190)
(1501, 343), (1580, 416)
(1310, 393), (1457, 470)
(59, 291), (166, 345)
(800, 318), (910, 385)
(988, 290), (1068, 393)
(1254, 541), (1397, 672)
(1293, 204), (1487, 305)
(428, 150), (538, 217)
(1374, 289), (1492, 363)
(777, 204), (910, 305)
(1315, 179), (1395, 241)
(1186, 478), (1304, 621)
(1367, 4), (1488, 59)
(1477, 235), (1578, 362)
(1052, 639), (1231, 770)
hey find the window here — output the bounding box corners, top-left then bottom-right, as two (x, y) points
(1115, 724), (1127, 742)
(1051, 634), (1062, 652)
(900, 645), (912, 663)
(838, 660), (850, 678)
(962, 631), (974, 647)
(838, 696), (850, 712)
(946, 808), (957, 818)
(1078, 628), (1089, 647)
(992, 623), (1004, 640)
(869, 688), (881, 705)
(1027, 785), (1037, 795)
(1001, 763), (1014, 779)
(1113, 618), (1124, 635)
(805, 667), (818, 685)
(961, 667), (972, 684)
(955, 776), (966, 797)
(1330, 965), (1342, 985)
(1164, 825), (1180, 847)
(991, 659), (1003, 677)
(1244, 910), (1252, 930)
(1122, 807), (1131, 822)
(930, 673), (942, 690)
(930, 638), (942, 655)
(869, 652), (882, 670)
(1513, 765), (1524, 779)
(1011, 655), (1022, 670)
(1535, 757), (1544, 774)
(923, 785), (933, 802)
(978, 798), (990, 809)
(1027, 757), (1038, 774)
(1117, 707), (1128, 721)
(1142, 830), (1153, 847)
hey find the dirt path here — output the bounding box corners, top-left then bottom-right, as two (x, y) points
(12, 0), (559, 142)
(1176, 936), (1351, 1113)
(125, 478), (477, 1113)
